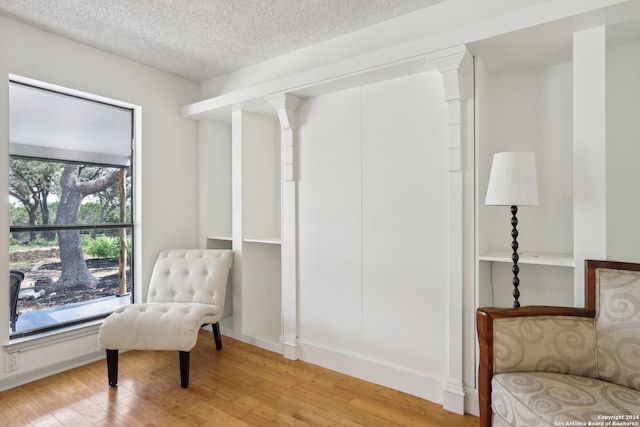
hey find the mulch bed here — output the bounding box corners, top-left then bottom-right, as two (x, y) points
(13, 258), (131, 313)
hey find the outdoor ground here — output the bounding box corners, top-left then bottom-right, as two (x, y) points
(11, 258), (131, 313)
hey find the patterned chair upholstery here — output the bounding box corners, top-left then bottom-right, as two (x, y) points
(477, 260), (640, 427)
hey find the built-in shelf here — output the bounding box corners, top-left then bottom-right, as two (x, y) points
(208, 235), (232, 241)
(243, 237), (281, 245)
(478, 250), (574, 267)
(200, 110), (283, 350)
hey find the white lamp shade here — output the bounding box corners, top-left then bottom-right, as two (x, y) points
(485, 152), (539, 206)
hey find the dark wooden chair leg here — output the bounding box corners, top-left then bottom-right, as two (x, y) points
(179, 351), (190, 388)
(212, 322), (223, 350)
(106, 349), (118, 387)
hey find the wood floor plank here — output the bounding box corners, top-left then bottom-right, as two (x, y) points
(0, 330), (479, 426)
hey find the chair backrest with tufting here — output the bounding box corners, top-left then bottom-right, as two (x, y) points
(146, 249), (233, 308)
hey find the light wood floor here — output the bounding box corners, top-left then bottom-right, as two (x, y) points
(0, 330), (479, 426)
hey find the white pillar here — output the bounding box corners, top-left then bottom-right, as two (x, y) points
(573, 26), (607, 308)
(432, 44), (474, 415)
(266, 93), (302, 360)
(231, 108), (244, 334)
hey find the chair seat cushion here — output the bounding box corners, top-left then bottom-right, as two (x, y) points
(492, 372), (640, 426)
(98, 302), (221, 352)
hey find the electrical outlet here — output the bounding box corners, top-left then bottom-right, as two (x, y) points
(4, 353), (18, 372)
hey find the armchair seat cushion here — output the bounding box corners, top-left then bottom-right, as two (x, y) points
(492, 372), (640, 426)
(98, 302), (220, 351)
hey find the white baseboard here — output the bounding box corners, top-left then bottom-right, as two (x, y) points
(465, 387), (479, 416)
(443, 380), (466, 414)
(281, 337), (298, 360)
(0, 350), (105, 392)
(219, 325), (283, 354)
(298, 340), (445, 406)
(298, 340), (480, 416)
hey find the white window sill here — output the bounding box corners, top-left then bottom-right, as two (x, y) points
(5, 320), (103, 353)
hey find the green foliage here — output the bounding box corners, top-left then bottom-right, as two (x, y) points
(82, 236), (122, 258)
(9, 232), (58, 251)
(9, 205), (29, 225)
(10, 231), (59, 249)
(78, 202), (103, 224)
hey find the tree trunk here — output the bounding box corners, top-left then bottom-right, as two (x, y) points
(55, 165), (120, 288)
(117, 168), (128, 296)
(57, 229), (97, 286)
(40, 190), (55, 241)
(41, 190), (50, 224)
(27, 202), (39, 243)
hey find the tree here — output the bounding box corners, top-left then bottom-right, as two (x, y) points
(117, 168), (129, 296)
(55, 164), (122, 288)
(96, 176), (126, 223)
(9, 159), (60, 241)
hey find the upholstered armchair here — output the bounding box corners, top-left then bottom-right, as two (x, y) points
(476, 259), (640, 426)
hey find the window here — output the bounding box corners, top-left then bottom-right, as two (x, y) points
(8, 78), (135, 338)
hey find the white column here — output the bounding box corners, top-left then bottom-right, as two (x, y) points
(573, 26), (606, 308)
(432, 44), (473, 415)
(231, 108), (244, 334)
(266, 93), (302, 360)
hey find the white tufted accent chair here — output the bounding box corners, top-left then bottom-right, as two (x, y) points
(98, 249), (233, 388)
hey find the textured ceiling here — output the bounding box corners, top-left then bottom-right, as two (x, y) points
(0, 0), (447, 82)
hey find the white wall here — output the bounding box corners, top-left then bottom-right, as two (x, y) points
(0, 16), (200, 388)
(607, 39), (640, 262)
(297, 71), (451, 403)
